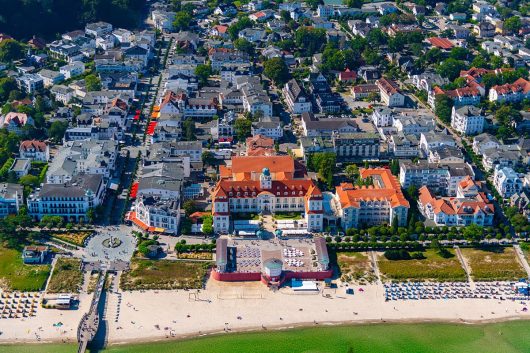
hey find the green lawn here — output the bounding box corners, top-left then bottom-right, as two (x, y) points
(4, 321), (530, 353)
(274, 212), (302, 220)
(0, 247), (50, 291)
(378, 249), (467, 281)
(461, 247), (526, 281)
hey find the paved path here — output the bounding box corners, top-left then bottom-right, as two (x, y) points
(369, 251), (381, 284)
(77, 271), (106, 353)
(454, 246), (475, 289)
(514, 244), (530, 279)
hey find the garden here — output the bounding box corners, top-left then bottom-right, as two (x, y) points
(120, 259), (212, 290)
(461, 247), (526, 281)
(46, 258), (83, 293)
(273, 212), (302, 220)
(0, 247), (50, 291)
(48, 231), (93, 247)
(177, 252), (213, 260)
(378, 249), (467, 282)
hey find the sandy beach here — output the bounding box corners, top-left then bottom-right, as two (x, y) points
(1, 280), (530, 345)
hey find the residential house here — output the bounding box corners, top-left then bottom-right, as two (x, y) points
(0, 183), (23, 218)
(451, 105), (485, 135)
(19, 140), (49, 162)
(59, 61), (85, 79)
(418, 182), (494, 226)
(282, 79), (312, 114)
(493, 166), (523, 198)
(251, 116), (283, 140)
(376, 78), (405, 107)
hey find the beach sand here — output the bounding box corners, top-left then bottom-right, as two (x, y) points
(1, 280), (530, 345)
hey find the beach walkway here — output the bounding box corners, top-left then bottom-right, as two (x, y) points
(513, 244), (530, 279)
(454, 246), (475, 289)
(369, 251), (381, 284)
(77, 271), (107, 353)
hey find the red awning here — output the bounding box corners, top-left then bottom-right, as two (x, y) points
(130, 182), (139, 199)
(147, 122), (157, 135)
(128, 211), (149, 231)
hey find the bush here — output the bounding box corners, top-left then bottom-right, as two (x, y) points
(411, 252), (426, 260)
(384, 249), (411, 260)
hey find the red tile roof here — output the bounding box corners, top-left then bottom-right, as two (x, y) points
(428, 37), (454, 50)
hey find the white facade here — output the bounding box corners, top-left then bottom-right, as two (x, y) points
(493, 167), (523, 199)
(451, 106), (484, 135)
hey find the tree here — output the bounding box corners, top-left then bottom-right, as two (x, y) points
(322, 45), (345, 72)
(86, 208), (96, 223)
(263, 57), (290, 86)
(201, 151), (215, 167)
(504, 16), (521, 34)
(308, 152), (336, 189)
(0, 39), (24, 62)
(202, 215), (213, 234)
(345, 164), (359, 180)
(434, 94), (454, 124)
(234, 118), (252, 141)
(343, 0), (363, 8)
(47, 121), (68, 142)
(183, 119), (196, 141)
(449, 47), (469, 60)
(233, 38), (255, 56)
(195, 64), (212, 87)
(390, 159), (399, 176)
(0, 78), (16, 102)
(173, 11), (192, 31)
(85, 74), (101, 91)
(228, 17), (253, 40)
(183, 200), (198, 216)
(294, 27), (327, 56)
(305, 0), (322, 10)
(436, 58), (466, 81)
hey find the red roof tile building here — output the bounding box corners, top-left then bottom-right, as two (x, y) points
(19, 140), (49, 162)
(246, 135), (275, 156)
(334, 168), (410, 229)
(211, 156), (323, 233)
(418, 177), (494, 226)
(427, 37), (454, 50)
(489, 78), (530, 103)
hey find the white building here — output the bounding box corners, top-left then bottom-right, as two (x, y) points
(0, 183), (23, 218)
(283, 79), (312, 115)
(19, 140), (49, 162)
(376, 77), (405, 107)
(451, 105), (484, 135)
(251, 117), (283, 140)
(493, 166), (523, 199)
(28, 174), (105, 221)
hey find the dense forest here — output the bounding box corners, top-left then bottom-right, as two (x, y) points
(0, 0), (146, 40)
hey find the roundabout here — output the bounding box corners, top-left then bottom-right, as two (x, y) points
(83, 226), (136, 264)
(102, 236), (122, 249)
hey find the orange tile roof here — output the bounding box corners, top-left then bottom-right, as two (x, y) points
(230, 156), (295, 175)
(419, 185), (494, 216)
(336, 168), (409, 209)
(491, 78), (530, 95)
(428, 37), (454, 50)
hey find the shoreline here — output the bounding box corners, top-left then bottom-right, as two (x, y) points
(2, 314), (528, 346)
(2, 281), (530, 346)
